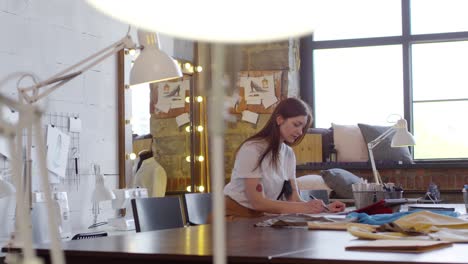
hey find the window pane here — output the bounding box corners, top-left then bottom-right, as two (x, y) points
(412, 41), (468, 101)
(314, 45), (403, 128)
(413, 101), (468, 159)
(313, 0), (401, 41)
(411, 0), (468, 34)
(131, 84), (151, 136)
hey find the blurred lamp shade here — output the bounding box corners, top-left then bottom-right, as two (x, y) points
(130, 31), (182, 86)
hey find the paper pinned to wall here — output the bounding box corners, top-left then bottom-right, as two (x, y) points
(242, 110), (259, 124)
(262, 96), (278, 109)
(176, 113), (190, 127)
(46, 125), (70, 178)
(69, 117), (82, 133)
(246, 98), (261, 105)
(155, 102), (170, 113)
(240, 75), (275, 102)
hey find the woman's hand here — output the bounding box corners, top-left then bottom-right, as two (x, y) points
(304, 199), (329, 214)
(327, 201), (346, 213)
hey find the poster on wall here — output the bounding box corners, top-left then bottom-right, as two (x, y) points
(149, 77), (191, 118)
(234, 70), (283, 114)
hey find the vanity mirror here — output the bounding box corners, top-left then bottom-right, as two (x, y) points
(118, 40), (208, 195)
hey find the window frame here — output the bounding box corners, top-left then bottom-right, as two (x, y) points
(300, 0), (468, 162)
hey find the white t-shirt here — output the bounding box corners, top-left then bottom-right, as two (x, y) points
(223, 140), (297, 209)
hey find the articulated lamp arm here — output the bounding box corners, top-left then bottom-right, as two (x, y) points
(18, 35), (136, 104)
(367, 127), (395, 185)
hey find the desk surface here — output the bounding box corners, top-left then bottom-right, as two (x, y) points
(14, 210), (468, 264)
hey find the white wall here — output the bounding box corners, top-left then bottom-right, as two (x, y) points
(0, 0), (177, 236)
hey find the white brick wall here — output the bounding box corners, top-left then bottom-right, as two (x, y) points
(0, 0), (177, 237)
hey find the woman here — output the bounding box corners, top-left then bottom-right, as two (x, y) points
(224, 98), (345, 219)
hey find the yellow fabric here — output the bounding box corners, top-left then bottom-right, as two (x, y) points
(347, 223), (427, 240)
(394, 211), (468, 232)
(347, 211), (468, 242)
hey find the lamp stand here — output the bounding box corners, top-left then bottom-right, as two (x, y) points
(367, 127), (394, 185)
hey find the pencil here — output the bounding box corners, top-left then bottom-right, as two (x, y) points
(309, 195), (330, 211)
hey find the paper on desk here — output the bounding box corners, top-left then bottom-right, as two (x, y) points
(69, 117), (82, 133)
(242, 110), (258, 124)
(46, 125), (70, 178)
(176, 113), (190, 127)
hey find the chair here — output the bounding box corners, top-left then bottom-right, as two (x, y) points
(299, 189), (330, 205)
(183, 193), (212, 225)
(131, 196), (185, 232)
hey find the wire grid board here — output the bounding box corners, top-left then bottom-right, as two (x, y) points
(0, 112), (81, 188)
(42, 112), (81, 187)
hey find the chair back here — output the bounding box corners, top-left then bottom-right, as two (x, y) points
(131, 196), (185, 232)
(299, 189), (329, 204)
(183, 193), (212, 225)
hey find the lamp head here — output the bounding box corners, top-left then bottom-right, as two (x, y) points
(391, 118), (416, 147)
(91, 166), (116, 202)
(129, 30), (182, 86)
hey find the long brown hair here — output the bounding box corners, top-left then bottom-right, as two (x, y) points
(241, 98), (313, 171)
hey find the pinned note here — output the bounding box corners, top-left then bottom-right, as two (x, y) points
(242, 110), (259, 124)
(155, 102), (170, 113)
(46, 125), (70, 178)
(176, 113), (190, 127)
(69, 117), (82, 133)
(262, 96), (278, 109)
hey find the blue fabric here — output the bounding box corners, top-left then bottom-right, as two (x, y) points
(346, 210), (460, 225)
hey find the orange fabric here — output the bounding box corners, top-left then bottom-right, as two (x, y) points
(207, 196), (264, 223)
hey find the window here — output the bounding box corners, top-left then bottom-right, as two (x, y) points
(314, 45), (403, 128)
(131, 83), (151, 136)
(304, 0), (468, 161)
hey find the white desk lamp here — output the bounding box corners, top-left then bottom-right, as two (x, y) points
(0, 27), (181, 264)
(90, 164), (116, 229)
(367, 118), (416, 185)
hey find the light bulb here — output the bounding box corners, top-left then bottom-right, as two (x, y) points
(195, 66), (203, 73)
(185, 156), (191, 162)
(184, 62), (192, 70)
(185, 126), (191, 132)
(198, 156), (204, 162)
(198, 185), (205, 192)
(129, 153), (137, 160)
(185, 96), (190, 103)
(196, 96), (203, 103)
(197, 125), (203, 132)
(186, 186), (191, 192)
(128, 49), (136, 56)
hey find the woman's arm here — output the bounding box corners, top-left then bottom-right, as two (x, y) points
(244, 178), (326, 214)
(287, 178), (303, 202)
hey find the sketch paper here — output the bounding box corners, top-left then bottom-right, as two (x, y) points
(262, 96), (278, 109)
(155, 102), (170, 113)
(46, 125), (70, 178)
(176, 113), (190, 127)
(242, 110), (259, 124)
(246, 98), (262, 105)
(0, 136), (11, 159)
(69, 117), (82, 133)
(240, 75), (275, 102)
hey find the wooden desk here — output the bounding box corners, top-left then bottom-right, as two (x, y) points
(7, 215), (468, 264)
